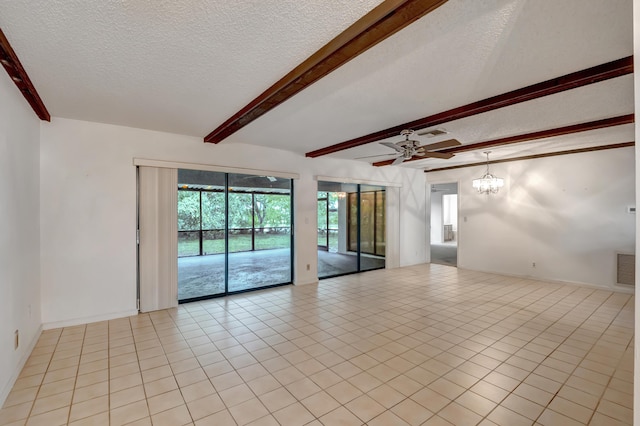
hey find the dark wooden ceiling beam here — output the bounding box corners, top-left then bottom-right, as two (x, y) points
(306, 56), (633, 158)
(372, 114), (634, 166)
(424, 142), (635, 173)
(0, 27), (50, 121)
(204, 0), (449, 144)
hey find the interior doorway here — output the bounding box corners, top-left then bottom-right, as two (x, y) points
(430, 182), (458, 267)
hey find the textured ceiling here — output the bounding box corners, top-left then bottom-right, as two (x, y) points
(333, 75), (635, 164)
(0, 0), (634, 169)
(0, 0), (384, 136)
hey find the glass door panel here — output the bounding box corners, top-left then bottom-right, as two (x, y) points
(327, 193), (339, 252)
(375, 191), (386, 256)
(318, 181), (357, 278)
(177, 170), (226, 301)
(359, 192), (375, 255)
(348, 193), (358, 252)
(254, 193), (292, 250)
(228, 192), (253, 253)
(360, 185), (385, 272)
(227, 173), (292, 293)
(202, 191), (225, 255)
(317, 192), (328, 250)
(177, 190), (202, 257)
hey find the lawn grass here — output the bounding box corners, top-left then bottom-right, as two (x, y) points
(317, 230), (338, 252)
(179, 233), (291, 257)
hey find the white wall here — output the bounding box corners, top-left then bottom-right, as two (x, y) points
(428, 149), (635, 288)
(443, 194), (458, 233)
(0, 75), (42, 404)
(633, 0), (639, 421)
(430, 191), (443, 243)
(39, 118), (427, 327)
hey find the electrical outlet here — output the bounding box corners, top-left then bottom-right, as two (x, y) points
(14, 330), (19, 350)
(306, 264), (310, 271)
(532, 262), (536, 268)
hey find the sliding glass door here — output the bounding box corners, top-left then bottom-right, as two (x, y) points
(177, 170), (226, 300)
(318, 181), (385, 279)
(228, 173), (292, 292)
(177, 169), (292, 302)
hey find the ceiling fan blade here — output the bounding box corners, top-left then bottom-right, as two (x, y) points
(391, 156), (405, 165)
(419, 139), (461, 151)
(380, 142), (404, 153)
(421, 151), (455, 159)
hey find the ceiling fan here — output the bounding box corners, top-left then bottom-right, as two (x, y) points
(359, 129), (461, 165)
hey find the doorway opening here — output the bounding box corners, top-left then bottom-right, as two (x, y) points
(430, 182), (458, 267)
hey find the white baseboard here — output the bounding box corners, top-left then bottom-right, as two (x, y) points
(43, 309), (139, 330)
(0, 324), (42, 408)
(452, 264), (634, 294)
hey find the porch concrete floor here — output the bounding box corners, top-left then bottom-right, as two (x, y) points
(178, 248), (291, 300)
(317, 250), (385, 278)
(178, 249), (385, 300)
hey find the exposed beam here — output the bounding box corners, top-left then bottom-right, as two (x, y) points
(204, 0), (449, 144)
(423, 142), (635, 173)
(372, 114), (634, 166)
(306, 56), (633, 157)
(0, 27), (50, 121)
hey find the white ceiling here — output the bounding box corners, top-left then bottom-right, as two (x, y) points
(0, 0), (384, 136)
(0, 0), (634, 170)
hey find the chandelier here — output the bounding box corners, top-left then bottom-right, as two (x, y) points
(472, 151), (504, 194)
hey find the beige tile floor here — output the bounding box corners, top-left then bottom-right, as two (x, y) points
(1, 264), (634, 425)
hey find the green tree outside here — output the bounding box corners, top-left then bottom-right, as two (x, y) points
(178, 190), (291, 256)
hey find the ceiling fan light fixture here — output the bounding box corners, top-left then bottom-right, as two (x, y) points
(472, 152), (504, 194)
(369, 130), (460, 165)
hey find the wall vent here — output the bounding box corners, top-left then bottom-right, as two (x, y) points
(616, 253), (635, 286)
(418, 128), (448, 138)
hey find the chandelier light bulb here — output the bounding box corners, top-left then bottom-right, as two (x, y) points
(472, 152), (504, 194)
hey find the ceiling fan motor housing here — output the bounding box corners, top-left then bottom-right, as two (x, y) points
(397, 139), (420, 148)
